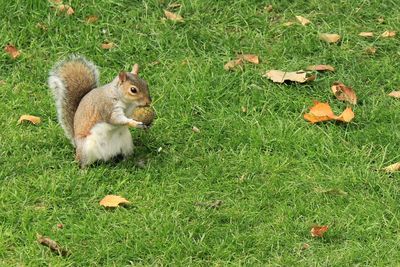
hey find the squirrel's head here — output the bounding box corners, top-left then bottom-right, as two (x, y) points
(118, 64), (151, 107)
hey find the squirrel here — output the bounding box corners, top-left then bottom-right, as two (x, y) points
(48, 55), (152, 168)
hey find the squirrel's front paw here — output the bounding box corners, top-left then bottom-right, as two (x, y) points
(128, 120), (147, 129)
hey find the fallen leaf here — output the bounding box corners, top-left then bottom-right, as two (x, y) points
(86, 15), (98, 24)
(57, 4), (74, 15)
(224, 58), (243, 71)
(238, 54), (259, 64)
(66, 5), (74, 15)
(168, 3), (181, 8)
(295, 15), (311, 26)
(164, 10), (184, 22)
(4, 44), (21, 59)
(305, 64), (335, 72)
(264, 4), (273, 12)
(314, 187), (348, 196)
(310, 225), (329, 237)
(263, 70), (315, 83)
(383, 162), (400, 173)
(359, 32), (374, 37)
(283, 21), (294, 26)
(331, 82), (357, 105)
(37, 234), (69, 256)
(381, 31), (396, 38)
(388, 91), (400, 98)
(301, 243), (310, 250)
(319, 33), (341, 43)
(192, 126), (200, 133)
(57, 223), (64, 229)
(377, 17), (385, 24)
(18, 115), (41, 125)
(99, 195), (130, 208)
(101, 42), (114, 49)
(365, 46), (377, 54)
(36, 22), (48, 31)
(303, 101), (354, 124)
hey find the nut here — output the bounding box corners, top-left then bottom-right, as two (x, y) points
(131, 106), (155, 126)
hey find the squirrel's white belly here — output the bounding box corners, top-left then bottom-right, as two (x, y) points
(82, 123), (133, 164)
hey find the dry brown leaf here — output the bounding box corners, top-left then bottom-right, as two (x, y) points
(359, 32), (374, 37)
(310, 225), (329, 237)
(168, 3), (181, 8)
(383, 162), (400, 173)
(301, 243), (310, 250)
(264, 4), (273, 12)
(36, 22), (48, 31)
(101, 42), (114, 49)
(4, 44), (21, 59)
(57, 4), (74, 15)
(305, 64), (335, 72)
(224, 58), (243, 71)
(295, 15), (311, 26)
(18, 115), (41, 125)
(319, 33), (341, 43)
(164, 10), (184, 22)
(192, 126), (200, 133)
(263, 70), (315, 83)
(99, 195), (130, 208)
(57, 223), (64, 229)
(381, 31), (396, 38)
(365, 46), (377, 54)
(37, 234), (69, 256)
(303, 101), (354, 124)
(331, 82), (357, 105)
(238, 54), (259, 64)
(388, 91), (400, 98)
(86, 15), (98, 24)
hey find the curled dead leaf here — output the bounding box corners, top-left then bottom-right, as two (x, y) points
(359, 32), (374, 37)
(295, 15), (311, 26)
(37, 234), (69, 256)
(305, 64), (335, 72)
(331, 82), (357, 105)
(4, 44), (21, 59)
(238, 54), (259, 64)
(383, 162), (400, 173)
(18, 115), (41, 125)
(303, 101), (354, 124)
(99, 195), (130, 208)
(86, 15), (99, 24)
(264, 4), (273, 12)
(365, 46), (377, 55)
(263, 70), (315, 83)
(319, 33), (341, 43)
(164, 10), (184, 22)
(310, 225), (329, 237)
(192, 126), (200, 133)
(57, 4), (74, 15)
(101, 42), (114, 49)
(388, 91), (400, 98)
(381, 31), (396, 38)
(224, 58), (243, 71)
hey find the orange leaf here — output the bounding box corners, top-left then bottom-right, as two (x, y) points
(319, 33), (341, 43)
(388, 91), (400, 98)
(331, 82), (357, 105)
(224, 58), (243, 71)
(99, 195), (130, 208)
(381, 31), (396, 38)
(295, 15), (311, 26)
(238, 54), (259, 64)
(101, 42), (115, 49)
(310, 225), (329, 237)
(18, 115), (41, 125)
(57, 4), (74, 15)
(263, 70), (315, 83)
(4, 44), (21, 59)
(304, 101), (354, 124)
(305, 64), (335, 72)
(164, 10), (184, 22)
(359, 32), (374, 37)
(86, 15), (98, 24)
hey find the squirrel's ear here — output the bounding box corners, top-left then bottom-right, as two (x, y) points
(131, 64), (139, 75)
(118, 72), (127, 82)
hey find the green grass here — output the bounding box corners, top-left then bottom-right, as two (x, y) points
(1, 0), (400, 265)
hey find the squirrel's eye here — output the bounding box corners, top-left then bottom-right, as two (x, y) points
(130, 87), (138, 94)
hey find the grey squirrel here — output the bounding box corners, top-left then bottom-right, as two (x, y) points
(48, 55), (152, 168)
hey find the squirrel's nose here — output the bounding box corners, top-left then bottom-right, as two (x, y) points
(145, 96), (152, 106)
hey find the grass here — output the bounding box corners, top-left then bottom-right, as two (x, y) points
(1, 0), (400, 265)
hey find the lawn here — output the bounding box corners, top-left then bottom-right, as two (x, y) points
(1, 0), (400, 265)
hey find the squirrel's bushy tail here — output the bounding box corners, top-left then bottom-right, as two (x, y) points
(48, 55), (99, 145)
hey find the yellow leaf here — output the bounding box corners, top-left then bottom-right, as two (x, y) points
(359, 32), (374, 37)
(263, 70), (315, 83)
(319, 33), (341, 43)
(381, 31), (396, 38)
(164, 10), (184, 22)
(295, 15), (311, 26)
(99, 195), (130, 208)
(304, 101), (354, 124)
(18, 115), (41, 125)
(388, 91), (400, 98)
